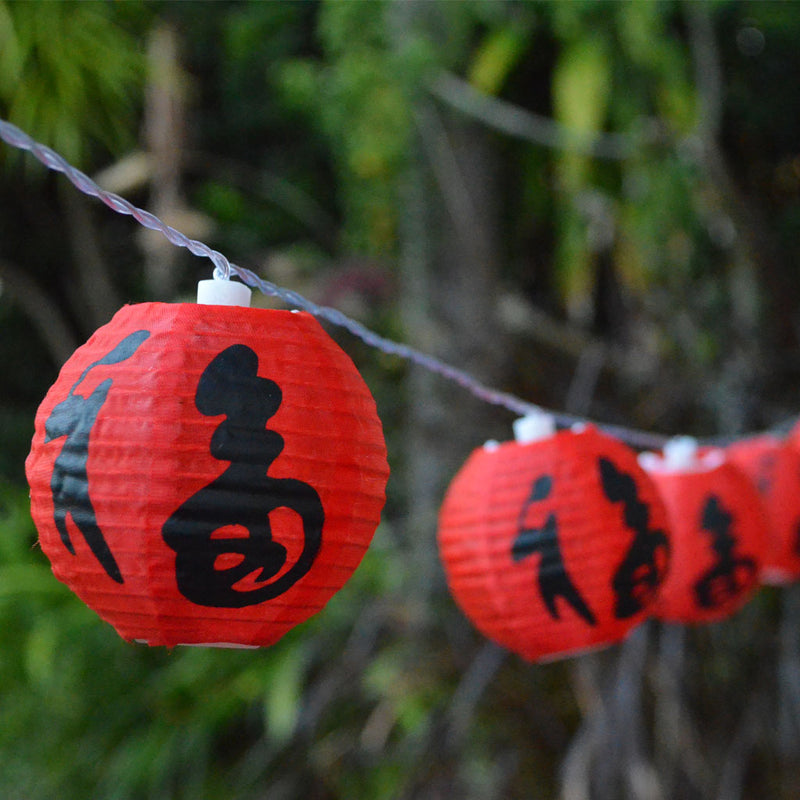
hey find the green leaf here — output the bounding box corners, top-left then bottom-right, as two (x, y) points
(551, 35), (612, 314)
(0, 3), (144, 167)
(553, 34), (611, 134)
(468, 21), (532, 96)
(616, 0), (664, 67)
(275, 57), (321, 114)
(0, 1), (22, 96)
(552, 34), (611, 192)
(23, 614), (59, 688)
(262, 644), (306, 744)
(0, 564), (68, 600)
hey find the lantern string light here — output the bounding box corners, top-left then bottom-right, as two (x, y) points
(0, 116), (780, 452)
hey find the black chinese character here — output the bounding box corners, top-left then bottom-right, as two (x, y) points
(598, 458), (669, 619)
(45, 329), (150, 583)
(162, 344), (324, 608)
(512, 474), (597, 626)
(694, 495), (757, 609)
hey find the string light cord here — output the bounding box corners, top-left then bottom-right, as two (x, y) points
(0, 115), (751, 452)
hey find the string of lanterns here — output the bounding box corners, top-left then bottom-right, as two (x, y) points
(439, 415), (800, 662)
(5, 117), (800, 660)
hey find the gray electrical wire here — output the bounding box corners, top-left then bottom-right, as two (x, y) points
(0, 115), (725, 451)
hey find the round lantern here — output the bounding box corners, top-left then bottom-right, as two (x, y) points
(640, 438), (766, 624)
(437, 416), (671, 662)
(25, 282), (389, 647)
(726, 434), (800, 585)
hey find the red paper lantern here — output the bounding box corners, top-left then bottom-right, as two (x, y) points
(726, 435), (800, 585)
(26, 300), (389, 647)
(641, 441), (766, 623)
(437, 422), (671, 662)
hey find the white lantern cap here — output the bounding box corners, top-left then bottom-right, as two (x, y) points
(197, 279), (252, 307)
(662, 435), (699, 470)
(513, 411), (556, 444)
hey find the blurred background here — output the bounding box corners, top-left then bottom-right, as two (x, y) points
(2, 1), (800, 798)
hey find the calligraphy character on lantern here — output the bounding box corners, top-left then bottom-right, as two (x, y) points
(44, 330), (150, 584)
(162, 344), (324, 608)
(512, 474), (597, 625)
(598, 458), (670, 618)
(694, 495), (757, 609)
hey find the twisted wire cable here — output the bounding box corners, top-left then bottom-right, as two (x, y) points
(0, 115), (696, 450)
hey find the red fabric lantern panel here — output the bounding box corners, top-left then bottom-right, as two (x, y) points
(726, 435), (800, 585)
(437, 425), (671, 662)
(26, 302), (389, 647)
(641, 448), (766, 623)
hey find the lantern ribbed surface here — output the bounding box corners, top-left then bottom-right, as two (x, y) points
(26, 302), (389, 647)
(726, 435), (800, 585)
(644, 456), (766, 623)
(437, 426), (671, 663)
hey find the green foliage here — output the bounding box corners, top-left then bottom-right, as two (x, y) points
(275, 0), (418, 255)
(552, 34), (612, 162)
(551, 32), (612, 316)
(613, 2), (698, 133)
(0, 1), (146, 167)
(467, 17), (533, 96)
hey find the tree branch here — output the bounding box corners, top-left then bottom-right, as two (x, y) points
(0, 257), (79, 366)
(429, 71), (636, 160)
(60, 186), (122, 331)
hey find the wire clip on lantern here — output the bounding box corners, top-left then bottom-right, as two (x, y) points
(640, 437), (766, 624)
(437, 414), (671, 663)
(25, 280), (389, 648)
(725, 435), (800, 586)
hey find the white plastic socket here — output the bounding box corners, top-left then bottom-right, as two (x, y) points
(513, 412), (556, 444)
(662, 435), (699, 470)
(197, 279), (252, 307)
